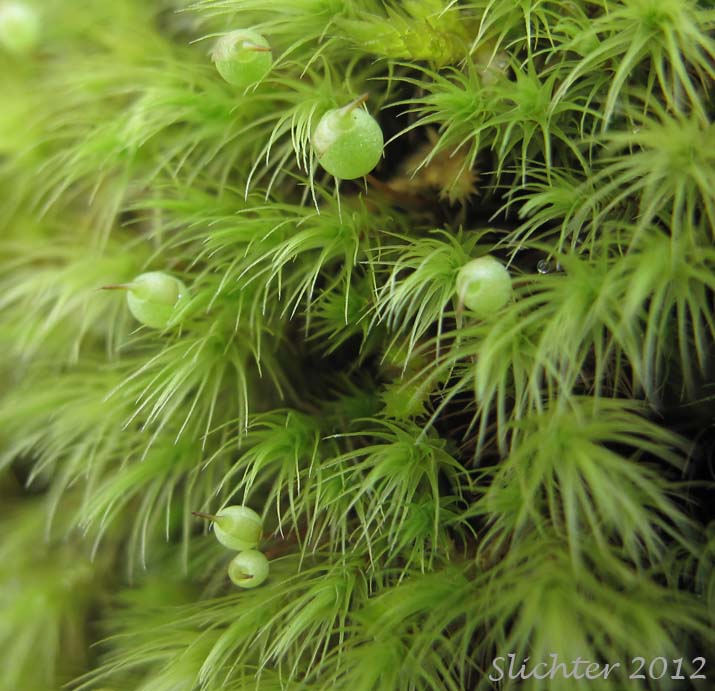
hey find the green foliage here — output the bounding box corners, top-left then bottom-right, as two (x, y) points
(552, 0), (715, 125)
(1, 0), (714, 689)
(0, 498), (102, 691)
(474, 397), (693, 566)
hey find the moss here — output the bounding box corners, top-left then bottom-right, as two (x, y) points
(1, 0), (714, 689)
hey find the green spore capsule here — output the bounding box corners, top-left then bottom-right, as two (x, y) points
(125, 272), (186, 329)
(192, 505), (263, 551)
(312, 93), (384, 179)
(211, 29), (273, 88)
(456, 256), (512, 318)
(228, 549), (269, 588)
(103, 271), (187, 329)
(0, 2), (39, 55)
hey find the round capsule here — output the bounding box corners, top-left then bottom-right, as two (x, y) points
(228, 550), (269, 588)
(456, 256), (512, 318)
(312, 94), (383, 179)
(193, 505), (263, 551)
(124, 272), (187, 329)
(211, 29), (273, 88)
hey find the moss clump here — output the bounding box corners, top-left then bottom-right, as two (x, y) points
(1, 1), (714, 689)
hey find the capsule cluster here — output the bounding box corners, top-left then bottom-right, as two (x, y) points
(193, 505), (270, 589)
(211, 28), (383, 180)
